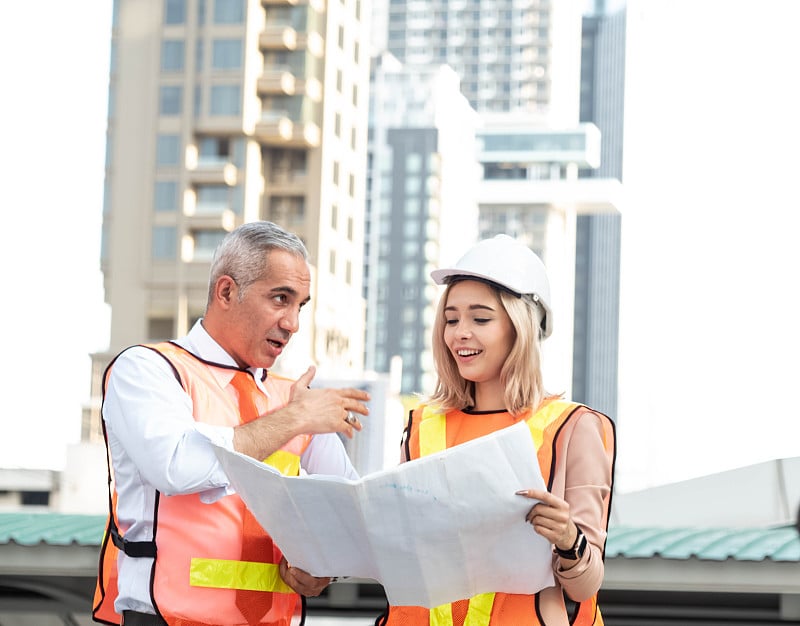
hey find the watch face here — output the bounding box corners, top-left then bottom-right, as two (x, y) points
(575, 532), (587, 558)
(556, 529), (586, 559)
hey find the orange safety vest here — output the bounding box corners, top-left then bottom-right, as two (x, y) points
(377, 398), (614, 626)
(92, 342), (312, 626)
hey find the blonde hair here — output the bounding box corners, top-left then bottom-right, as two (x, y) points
(428, 282), (546, 415)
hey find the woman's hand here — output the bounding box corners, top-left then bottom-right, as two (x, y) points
(278, 557), (331, 597)
(516, 488), (577, 552)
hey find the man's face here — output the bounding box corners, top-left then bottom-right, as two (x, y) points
(224, 249), (311, 369)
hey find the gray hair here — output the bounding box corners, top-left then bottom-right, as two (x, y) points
(207, 221), (308, 305)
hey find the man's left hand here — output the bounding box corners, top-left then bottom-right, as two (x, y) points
(278, 557), (331, 597)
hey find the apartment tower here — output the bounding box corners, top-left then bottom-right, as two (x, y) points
(85, 0), (371, 438)
(381, 0), (582, 120)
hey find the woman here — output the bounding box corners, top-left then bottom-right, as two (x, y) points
(376, 234), (616, 626)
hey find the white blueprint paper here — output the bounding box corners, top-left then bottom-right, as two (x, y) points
(213, 421), (555, 608)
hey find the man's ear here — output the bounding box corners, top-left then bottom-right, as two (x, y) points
(214, 275), (237, 308)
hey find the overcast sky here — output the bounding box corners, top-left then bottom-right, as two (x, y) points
(616, 0), (800, 490)
(1, 0), (798, 494)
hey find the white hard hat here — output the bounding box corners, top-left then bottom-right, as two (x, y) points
(430, 234), (553, 338)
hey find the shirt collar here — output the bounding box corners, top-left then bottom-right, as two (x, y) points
(178, 319), (266, 382)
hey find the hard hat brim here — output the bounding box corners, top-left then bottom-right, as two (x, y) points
(430, 268), (553, 339)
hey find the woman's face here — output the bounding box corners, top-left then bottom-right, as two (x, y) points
(443, 280), (515, 385)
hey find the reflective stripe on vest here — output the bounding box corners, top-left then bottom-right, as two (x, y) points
(189, 558), (294, 593)
(416, 400), (581, 626)
(187, 448), (303, 593)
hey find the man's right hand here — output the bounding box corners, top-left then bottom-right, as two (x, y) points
(232, 365), (370, 461)
(287, 365), (370, 436)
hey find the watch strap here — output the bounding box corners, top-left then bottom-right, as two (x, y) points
(554, 526), (587, 560)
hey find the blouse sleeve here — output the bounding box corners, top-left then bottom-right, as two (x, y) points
(553, 409), (615, 602)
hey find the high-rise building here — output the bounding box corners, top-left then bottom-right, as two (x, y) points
(364, 55), (480, 394)
(363, 0), (625, 399)
(84, 0), (372, 439)
(475, 119), (622, 394)
(381, 0), (583, 120)
(573, 4), (626, 418)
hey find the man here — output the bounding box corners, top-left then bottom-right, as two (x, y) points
(93, 221), (370, 626)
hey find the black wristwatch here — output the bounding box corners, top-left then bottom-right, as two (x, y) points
(554, 526), (587, 560)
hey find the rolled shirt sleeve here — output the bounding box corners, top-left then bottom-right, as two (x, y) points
(103, 346), (235, 500)
(554, 410), (614, 602)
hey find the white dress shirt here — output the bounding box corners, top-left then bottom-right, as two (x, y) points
(102, 320), (358, 614)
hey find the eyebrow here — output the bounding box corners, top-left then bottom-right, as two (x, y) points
(444, 304), (496, 313)
(270, 286), (311, 306)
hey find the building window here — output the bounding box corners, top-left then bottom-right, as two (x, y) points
(214, 0), (245, 24)
(154, 181), (179, 212)
(161, 40), (185, 72)
(210, 85), (241, 115)
(195, 39), (204, 72)
(196, 185), (230, 213)
(164, 0), (186, 24)
(198, 136), (230, 163)
(266, 195), (305, 225)
(152, 226), (177, 259)
(193, 229), (227, 260)
(212, 39), (243, 69)
(156, 134), (181, 166)
(194, 85), (202, 117)
(329, 249), (336, 274)
(148, 317), (175, 341)
(159, 85), (182, 115)
(331, 204), (338, 229)
(21, 492), (50, 506)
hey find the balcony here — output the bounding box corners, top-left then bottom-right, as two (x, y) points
(258, 70), (297, 96)
(255, 117), (320, 147)
(296, 31), (324, 57)
(295, 77), (322, 101)
(181, 208), (238, 233)
(267, 169), (309, 194)
(258, 71), (322, 101)
(187, 160), (238, 186)
(478, 123), (602, 169)
(259, 26), (297, 50)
